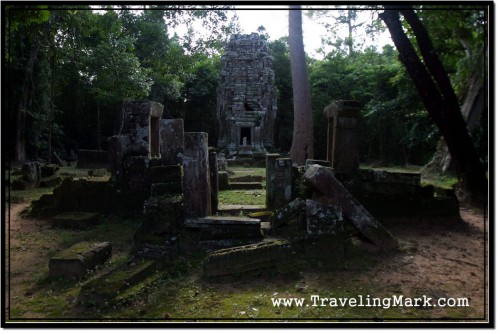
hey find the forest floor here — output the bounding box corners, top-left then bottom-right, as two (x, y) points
(3, 166), (489, 323)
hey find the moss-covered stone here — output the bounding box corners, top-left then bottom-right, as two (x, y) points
(203, 239), (292, 277)
(78, 258), (159, 307)
(53, 178), (113, 213)
(49, 241), (111, 279)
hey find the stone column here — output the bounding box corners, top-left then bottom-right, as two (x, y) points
(323, 100), (361, 175)
(183, 132), (211, 219)
(121, 100), (164, 157)
(266, 153), (280, 210)
(266, 155), (292, 210)
(159, 119), (184, 165)
(209, 147), (219, 214)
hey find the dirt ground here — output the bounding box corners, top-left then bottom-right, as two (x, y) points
(4, 202), (489, 321)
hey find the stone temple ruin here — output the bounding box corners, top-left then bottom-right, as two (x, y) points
(216, 33), (278, 157)
(25, 100), (460, 306)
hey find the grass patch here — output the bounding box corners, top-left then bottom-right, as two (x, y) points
(219, 190), (266, 206)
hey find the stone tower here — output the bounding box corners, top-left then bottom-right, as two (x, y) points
(216, 33), (278, 157)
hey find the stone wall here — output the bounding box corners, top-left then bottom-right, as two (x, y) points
(217, 33), (278, 156)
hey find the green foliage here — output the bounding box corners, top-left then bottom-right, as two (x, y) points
(6, 6), (238, 160)
(269, 37), (293, 152)
(309, 44), (439, 165)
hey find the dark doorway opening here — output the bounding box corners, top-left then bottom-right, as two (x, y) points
(240, 127), (251, 145)
(150, 117), (160, 157)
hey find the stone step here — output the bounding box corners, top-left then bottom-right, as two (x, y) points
(52, 212), (100, 229)
(49, 241), (111, 279)
(228, 182), (263, 190)
(185, 216), (263, 240)
(202, 239), (292, 277)
(229, 175), (263, 183)
(78, 258), (159, 307)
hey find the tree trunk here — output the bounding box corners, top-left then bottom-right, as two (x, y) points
(48, 44), (57, 164)
(97, 101), (101, 151)
(288, 6), (314, 166)
(380, 8), (487, 206)
(15, 41), (41, 162)
(424, 73), (485, 174)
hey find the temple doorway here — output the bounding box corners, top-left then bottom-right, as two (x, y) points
(240, 127), (251, 146)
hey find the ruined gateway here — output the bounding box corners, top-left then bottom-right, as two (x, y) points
(216, 33), (278, 157)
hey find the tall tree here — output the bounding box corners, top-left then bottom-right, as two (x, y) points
(7, 6), (50, 162)
(288, 6), (314, 166)
(380, 7), (487, 206)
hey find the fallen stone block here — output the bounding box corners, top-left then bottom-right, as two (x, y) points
(49, 241), (111, 279)
(303, 164), (398, 251)
(78, 258), (158, 307)
(269, 198), (305, 228)
(52, 212), (100, 229)
(186, 216), (264, 240)
(203, 239), (292, 277)
(305, 199), (344, 236)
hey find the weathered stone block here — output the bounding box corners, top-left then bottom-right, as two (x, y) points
(209, 148), (219, 214)
(305, 199), (344, 236)
(49, 241), (111, 279)
(108, 135), (130, 181)
(143, 195), (183, 232)
(52, 212), (100, 229)
(186, 216), (263, 240)
(228, 182), (263, 190)
(149, 165), (182, 184)
(230, 175), (263, 183)
(160, 119), (184, 165)
(303, 164), (398, 251)
(121, 100), (164, 158)
(324, 100), (360, 174)
(123, 156), (150, 192)
(203, 239), (292, 277)
(78, 259), (158, 306)
(218, 171), (230, 190)
(53, 178), (112, 213)
(183, 132), (211, 218)
(270, 198), (305, 228)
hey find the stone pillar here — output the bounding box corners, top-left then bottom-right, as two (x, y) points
(159, 119), (184, 165)
(121, 100), (164, 157)
(266, 153), (280, 210)
(109, 135), (130, 182)
(183, 132), (211, 219)
(209, 147), (219, 214)
(323, 100), (361, 175)
(266, 154), (292, 210)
